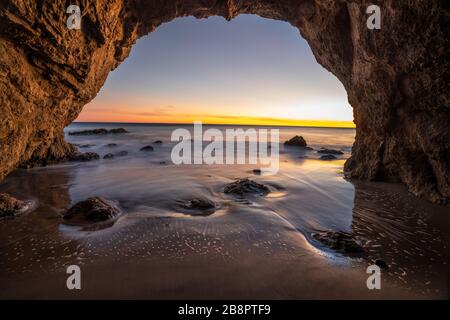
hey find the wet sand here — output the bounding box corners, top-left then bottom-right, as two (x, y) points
(0, 124), (448, 299)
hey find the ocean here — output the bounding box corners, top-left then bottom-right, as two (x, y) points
(0, 123), (447, 298)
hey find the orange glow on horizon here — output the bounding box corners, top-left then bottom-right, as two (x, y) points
(75, 112), (355, 128)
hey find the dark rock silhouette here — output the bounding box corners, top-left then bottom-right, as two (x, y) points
(320, 154), (338, 161)
(140, 145), (154, 152)
(318, 149), (344, 155)
(69, 128), (127, 136)
(70, 152), (100, 162)
(284, 136), (308, 148)
(224, 178), (270, 197)
(312, 231), (365, 255)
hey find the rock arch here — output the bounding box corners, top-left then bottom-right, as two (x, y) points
(0, 0), (448, 204)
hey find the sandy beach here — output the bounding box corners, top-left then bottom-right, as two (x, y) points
(0, 123), (448, 299)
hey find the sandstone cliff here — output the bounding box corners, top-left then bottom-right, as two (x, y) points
(0, 0), (448, 204)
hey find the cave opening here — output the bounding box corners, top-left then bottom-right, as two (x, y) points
(75, 15), (354, 131)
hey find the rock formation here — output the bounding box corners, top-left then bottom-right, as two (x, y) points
(63, 197), (120, 223)
(0, 1), (448, 204)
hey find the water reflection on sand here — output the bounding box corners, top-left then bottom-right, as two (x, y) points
(0, 124), (448, 299)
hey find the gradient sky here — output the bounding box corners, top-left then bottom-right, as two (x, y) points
(77, 15), (354, 127)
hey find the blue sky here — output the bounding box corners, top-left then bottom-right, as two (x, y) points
(78, 14), (353, 126)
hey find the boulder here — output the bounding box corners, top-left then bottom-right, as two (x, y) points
(70, 152), (100, 162)
(109, 128), (128, 134)
(0, 193), (27, 218)
(140, 145), (154, 152)
(312, 231), (365, 255)
(317, 149), (344, 155)
(284, 135), (308, 148)
(63, 197), (120, 223)
(177, 198), (218, 216)
(224, 178), (270, 197)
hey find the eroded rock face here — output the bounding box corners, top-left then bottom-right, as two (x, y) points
(0, 1), (448, 204)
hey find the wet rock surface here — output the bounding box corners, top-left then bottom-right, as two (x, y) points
(176, 198), (218, 216)
(103, 153), (114, 159)
(109, 128), (128, 134)
(318, 149), (344, 155)
(105, 143), (118, 147)
(68, 128), (128, 136)
(70, 152), (100, 162)
(224, 178), (270, 197)
(284, 136), (308, 148)
(0, 193), (27, 218)
(320, 154), (337, 161)
(63, 197), (120, 223)
(312, 231), (365, 256)
(140, 145), (154, 152)
(153, 140), (163, 144)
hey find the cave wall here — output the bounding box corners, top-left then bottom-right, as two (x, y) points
(0, 0), (448, 204)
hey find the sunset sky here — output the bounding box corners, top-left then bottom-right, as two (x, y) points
(77, 15), (354, 128)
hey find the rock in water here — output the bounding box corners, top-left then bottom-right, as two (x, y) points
(70, 152), (100, 162)
(153, 140), (163, 144)
(320, 154), (337, 160)
(116, 151), (128, 157)
(312, 231), (365, 255)
(252, 169), (262, 175)
(104, 151), (127, 159)
(284, 135), (308, 148)
(68, 128), (127, 136)
(69, 129), (108, 136)
(140, 145), (154, 152)
(0, 193), (27, 218)
(177, 198), (218, 216)
(105, 143), (118, 147)
(109, 128), (128, 134)
(317, 149), (344, 155)
(224, 178), (270, 197)
(63, 197), (120, 223)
